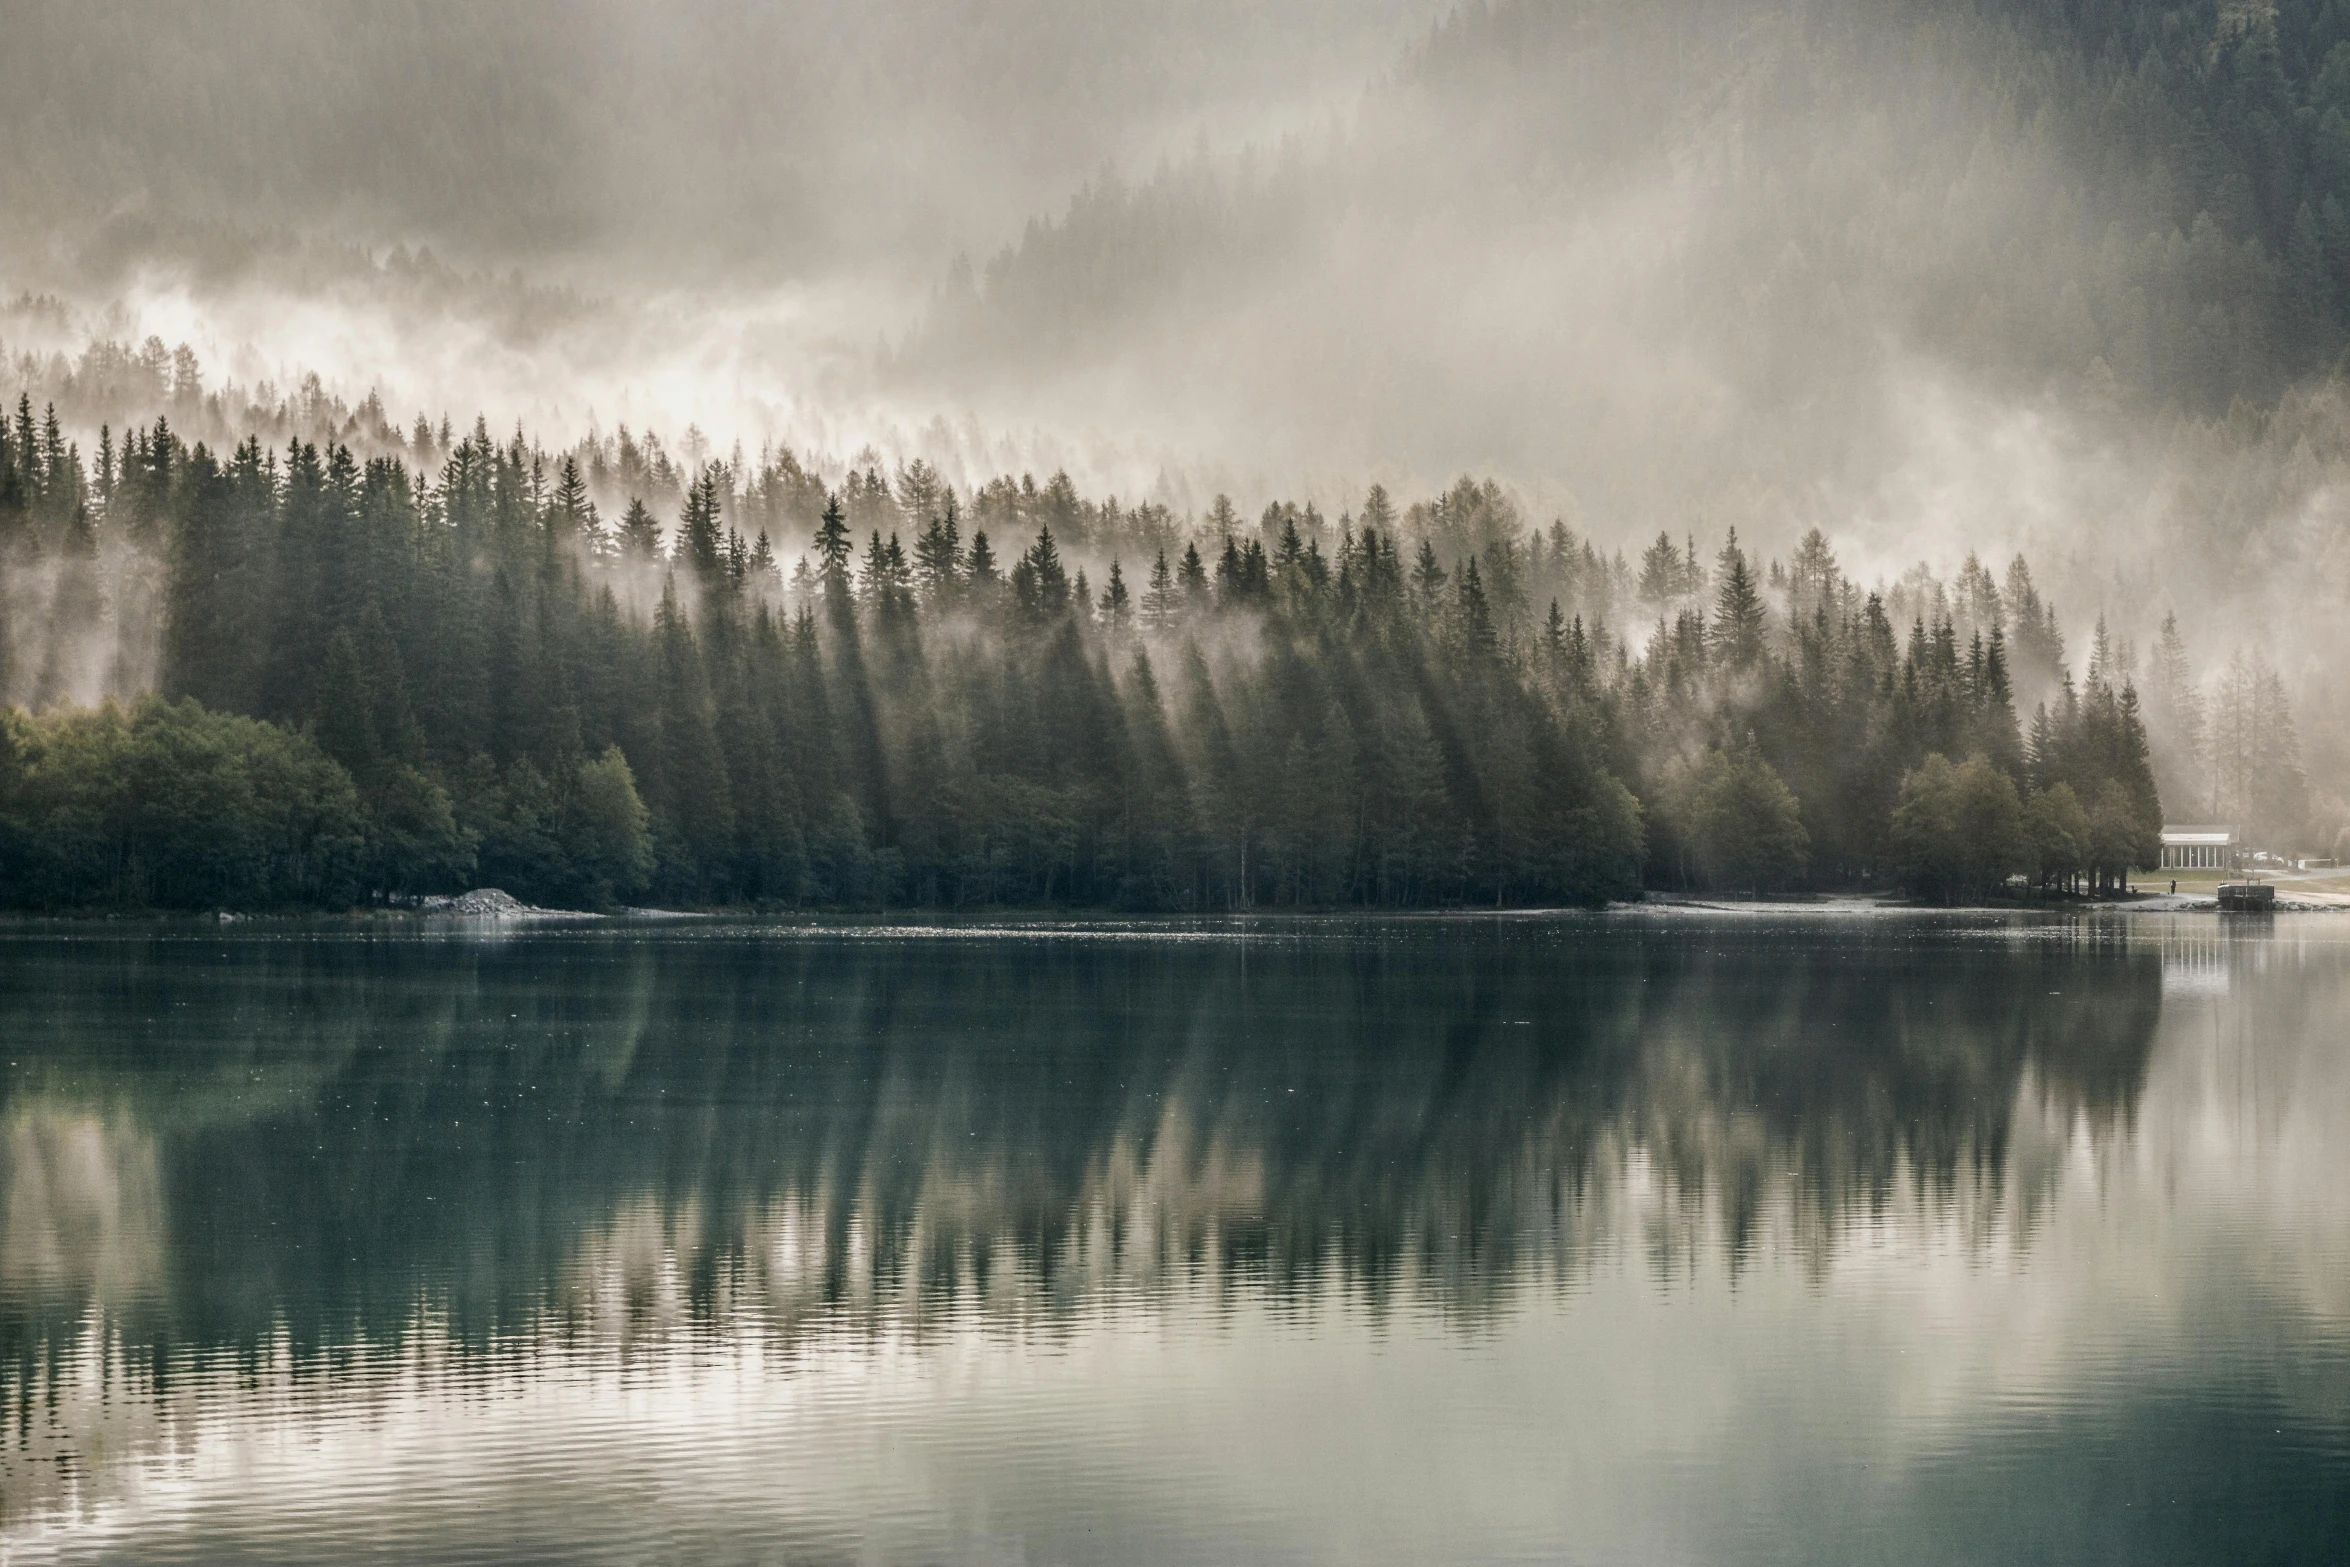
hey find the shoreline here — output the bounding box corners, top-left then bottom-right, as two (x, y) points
(0, 890), (2340, 927)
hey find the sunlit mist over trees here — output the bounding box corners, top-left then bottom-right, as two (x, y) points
(1, 409), (2277, 908)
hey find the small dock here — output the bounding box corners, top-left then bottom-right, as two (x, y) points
(2217, 882), (2277, 913)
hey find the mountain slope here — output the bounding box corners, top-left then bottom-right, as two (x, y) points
(905, 0), (2350, 512)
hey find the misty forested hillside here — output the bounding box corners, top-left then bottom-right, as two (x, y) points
(925, 0), (2350, 416)
(897, 0), (2350, 621)
(0, 407), (2290, 912)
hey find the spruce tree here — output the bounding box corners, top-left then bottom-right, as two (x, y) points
(678, 466), (726, 578)
(1456, 558), (1496, 661)
(550, 454), (595, 545)
(813, 493), (855, 603)
(1100, 559), (1132, 630)
(1178, 541), (1210, 608)
(651, 575), (736, 893)
(1143, 549), (1176, 628)
(914, 498), (964, 606)
(618, 498), (662, 561)
(1638, 532), (1682, 606)
(967, 528), (1002, 598)
(1709, 529), (1765, 670)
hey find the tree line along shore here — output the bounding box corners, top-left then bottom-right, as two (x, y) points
(0, 401), (2296, 913)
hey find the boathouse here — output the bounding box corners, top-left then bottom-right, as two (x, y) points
(2159, 825), (2238, 871)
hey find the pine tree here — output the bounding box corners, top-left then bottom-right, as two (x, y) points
(0, 404), (20, 529)
(881, 534), (914, 621)
(1638, 532), (1682, 606)
(651, 575), (736, 893)
(966, 528), (1002, 598)
(1411, 540), (1448, 612)
(550, 454), (595, 545)
(678, 466), (725, 578)
(2026, 702), (2057, 792)
(13, 396), (40, 507)
(1021, 525), (1071, 619)
(813, 493), (855, 602)
(914, 495), (964, 606)
(859, 530), (892, 613)
(1100, 559), (1132, 630)
(1976, 624), (2022, 776)
(1456, 558), (1496, 660)
(2004, 555), (2065, 691)
(1143, 549), (1176, 628)
(1178, 541), (1210, 607)
(2248, 663), (2309, 844)
(618, 498), (662, 561)
(1709, 528), (1765, 670)
(2145, 611), (2204, 808)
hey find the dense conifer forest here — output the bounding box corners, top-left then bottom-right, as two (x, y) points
(0, 398), (2262, 913)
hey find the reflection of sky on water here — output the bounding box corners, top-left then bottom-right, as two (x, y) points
(2, 917), (2345, 1563)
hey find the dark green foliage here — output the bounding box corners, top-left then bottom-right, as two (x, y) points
(0, 400), (2185, 910)
(0, 697), (365, 908)
(1710, 532), (1765, 673)
(617, 498), (661, 562)
(2022, 641), (2165, 890)
(1890, 753), (2030, 904)
(1978, 0), (2350, 403)
(2023, 780), (2092, 894)
(677, 466), (725, 579)
(1663, 741), (1810, 893)
(1633, 529), (2163, 896)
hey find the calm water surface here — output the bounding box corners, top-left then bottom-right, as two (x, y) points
(0, 914), (2344, 1564)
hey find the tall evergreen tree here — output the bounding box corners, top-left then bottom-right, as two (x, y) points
(1710, 529), (1765, 670)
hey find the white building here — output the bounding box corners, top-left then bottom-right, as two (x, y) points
(2159, 825), (2237, 871)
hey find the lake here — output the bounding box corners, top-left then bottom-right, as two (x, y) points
(1, 913), (2344, 1564)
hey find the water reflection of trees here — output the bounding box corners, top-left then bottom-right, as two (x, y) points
(0, 922), (2162, 1366)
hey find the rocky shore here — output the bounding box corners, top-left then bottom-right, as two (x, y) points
(416, 889), (596, 920)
